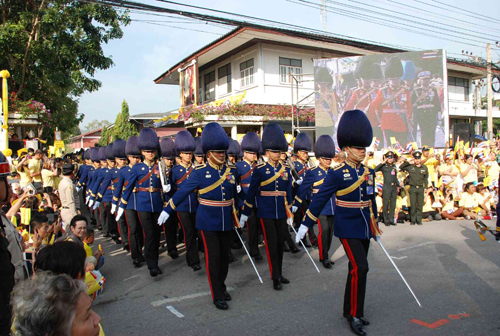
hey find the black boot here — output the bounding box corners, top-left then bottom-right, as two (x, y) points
(346, 316), (366, 336)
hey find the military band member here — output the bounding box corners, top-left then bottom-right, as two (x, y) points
(111, 136), (145, 267)
(227, 139), (243, 260)
(194, 137), (205, 166)
(236, 132), (263, 260)
(110, 140), (129, 247)
(160, 137), (179, 259)
(293, 135), (336, 269)
(158, 122), (238, 310)
(399, 151), (428, 225)
(116, 129), (164, 277)
(89, 147), (109, 235)
(87, 148), (102, 231)
(75, 149), (91, 222)
(240, 123), (294, 291)
(297, 110), (380, 336)
(374, 151), (399, 226)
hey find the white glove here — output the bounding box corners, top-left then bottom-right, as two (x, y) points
(237, 185), (241, 193)
(163, 184), (171, 193)
(76, 186), (81, 193)
(239, 214), (248, 229)
(295, 224), (309, 244)
(287, 217), (294, 227)
(86, 196), (90, 205)
(158, 211), (170, 226)
(116, 208), (124, 221)
(292, 206), (298, 213)
(295, 178), (304, 186)
(111, 204), (117, 214)
(93, 201), (100, 210)
(88, 199), (94, 208)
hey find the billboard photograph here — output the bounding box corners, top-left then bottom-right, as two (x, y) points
(179, 61), (198, 107)
(314, 50), (448, 148)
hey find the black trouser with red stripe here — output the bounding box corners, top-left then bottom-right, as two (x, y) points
(317, 215), (335, 262)
(261, 218), (285, 280)
(138, 211), (161, 269)
(117, 213), (129, 246)
(201, 230), (231, 301)
(340, 238), (370, 318)
(177, 212), (200, 266)
(99, 202), (107, 233)
(294, 200), (317, 244)
(125, 209), (144, 261)
(104, 202), (118, 239)
(246, 208), (261, 257)
(163, 212), (178, 254)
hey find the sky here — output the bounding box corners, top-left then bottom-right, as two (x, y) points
(78, 0), (500, 129)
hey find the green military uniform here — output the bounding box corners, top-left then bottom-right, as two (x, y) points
(374, 152), (399, 226)
(399, 151), (428, 225)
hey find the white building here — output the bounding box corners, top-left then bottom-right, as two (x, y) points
(155, 25), (500, 141)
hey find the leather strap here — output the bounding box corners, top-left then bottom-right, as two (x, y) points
(176, 166), (193, 185)
(240, 164), (256, 180)
(137, 187), (160, 192)
(138, 164), (157, 185)
(112, 177), (119, 184)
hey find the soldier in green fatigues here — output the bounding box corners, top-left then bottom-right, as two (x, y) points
(374, 151), (399, 226)
(399, 151), (428, 225)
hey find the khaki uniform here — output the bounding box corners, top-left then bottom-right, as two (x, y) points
(58, 176), (79, 228)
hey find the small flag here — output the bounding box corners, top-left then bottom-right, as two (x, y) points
(335, 146), (341, 154)
(395, 141), (404, 151)
(477, 151), (485, 159)
(390, 137), (397, 145)
(376, 183), (384, 191)
(478, 141), (489, 148)
(405, 142), (413, 152)
(373, 137), (380, 148)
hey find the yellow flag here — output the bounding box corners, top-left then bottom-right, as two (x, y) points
(390, 137), (397, 145)
(464, 142), (470, 151)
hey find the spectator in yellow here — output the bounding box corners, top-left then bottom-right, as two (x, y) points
(458, 182), (484, 220)
(476, 183), (492, 219)
(15, 153), (32, 188)
(28, 149), (44, 191)
(421, 147), (438, 187)
(41, 159), (60, 193)
(459, 154), (478, 184)
(484, 152), (500, 183)
(438, 156), (459, 186)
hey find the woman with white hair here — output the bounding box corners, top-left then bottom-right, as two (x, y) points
(11, 272), (102, 336)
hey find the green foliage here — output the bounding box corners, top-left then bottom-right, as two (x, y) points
(0, 0), (130, 142)
(113, 100), (138, 139)
(98, 126), (111, 146)
(83, 119), (111, 133)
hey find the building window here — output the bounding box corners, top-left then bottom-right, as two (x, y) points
(448, 76), (469, 102)
(218, 63), (232, 95)
(280, 57), (302, 84)
(240, 59), (254, 88)
(204, 70), (215, 101)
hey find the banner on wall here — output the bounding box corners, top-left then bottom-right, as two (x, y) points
(314, 50), (448, 148)
(179, 60), (198, 107)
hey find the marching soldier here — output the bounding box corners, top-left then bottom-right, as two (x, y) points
(94, 144), (121, 244)
(235, 132), (263, 261)
(116, 129), (164, 277)
(293, 135), (336, 269)
(89, 147), (108, 235)
(227, 139), (243, 258)
(160, 137), (179, 260)
(158, 122), (238, 310)
(169, 131), (200, 271)
(87, 148), (101, 230)
(240, 123), (294, 291)
(75, 149), (92, 222)
(194, 137), (205, 166)
(369, 57), (413, 146)
(111, 136), (145, 267)
(110, 140), (129, 249)
(399, 151), (428, 225)
(412, 71), (441, 147)
(296, 110), (381, 336)
(374, 151), (399, 226)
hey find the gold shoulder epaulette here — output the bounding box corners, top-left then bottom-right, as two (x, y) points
(195, 164), (206, 170)
(333, 163), (345, 171)
(257, 162), (266, 168)
(310, 166), (318, 171)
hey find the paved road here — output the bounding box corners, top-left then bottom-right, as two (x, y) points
(92, 219), (500, 336)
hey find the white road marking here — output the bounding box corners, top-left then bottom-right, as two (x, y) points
(110, 249), (128, 256)
(397, 242), (434, 252)
(166, 306), (184, 318)
(123, 275), (139, 282)
(390, 256), (408, 260)
(151, 287), (234, 307)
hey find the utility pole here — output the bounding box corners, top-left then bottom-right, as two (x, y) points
(320, 0), (327, 31)
(487, 43), (493, 139)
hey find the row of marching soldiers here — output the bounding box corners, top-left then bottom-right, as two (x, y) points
(74, 122), (340, 309)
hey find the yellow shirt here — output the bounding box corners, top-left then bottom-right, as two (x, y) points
(41, 169), (56, 188)
(423, 196), (434, 212)
(396, 196), (407, 211)
(375, 195), (383, 212)
(486, 161), (500, 180)
(18, 167), (32, 187)
(459, 192), (481, 209)
(424, 157), (437, 183)
(28, 158), (42, 183)
(478, 192), (491, 209)
(460, 163), (477, 184)
(84, 243), (93, 257)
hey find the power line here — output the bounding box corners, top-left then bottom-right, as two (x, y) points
(132, 20), (224, 35)
(430, 0), (500, 24)
(414, 0), (500, 25)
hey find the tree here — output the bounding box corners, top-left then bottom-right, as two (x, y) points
(98, 126), (111, 146)
(0, 0), (130, 142)
(113, 100), (138, 139)
(83, 120), (111, 133)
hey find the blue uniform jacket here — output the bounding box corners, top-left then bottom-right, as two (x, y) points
(90, 168), (108, 202)
(112, 165), (137, 211)
(88, 167), (103, 199)
(76, 164), (89, 188)
(97, 167), (117, 203)
(169, 163), (198, 213)
(235, 160), (256, 209)
(293, 160), (309, 198)
(164, 162), (238, 232)
(86, 166), (96, 196)
(302, 161), (378, 239)
(294, 165), (335, 216)
(119, 162), (163, 213)
(242, 161), (292, 220)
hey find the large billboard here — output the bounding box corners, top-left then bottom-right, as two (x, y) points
(179, 60), (198, 107)
(314, 50), (448, 148)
